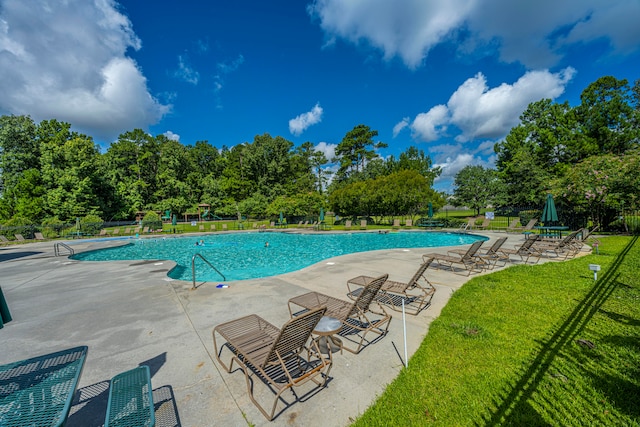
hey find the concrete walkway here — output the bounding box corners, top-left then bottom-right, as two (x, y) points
(0, 230), (556, 426)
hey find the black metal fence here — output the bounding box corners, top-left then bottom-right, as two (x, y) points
(476, 205), (639, 234)
(618, 209), (640, 234)
(493, 206), (589, 231)
(2, 207), (639, 240)
(0, 220), (138, 240)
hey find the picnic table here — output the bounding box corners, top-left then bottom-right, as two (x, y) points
(417, 218), (444, 228)
(0, 346), (88, 427)
(534, 225), (569, 238)
(314, 221), (330, 231)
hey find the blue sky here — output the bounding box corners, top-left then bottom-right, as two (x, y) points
(1, 1), (639, 191)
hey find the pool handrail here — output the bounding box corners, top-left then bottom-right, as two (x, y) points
(54, 242), (74, 257)
(191, 253), (226, 289)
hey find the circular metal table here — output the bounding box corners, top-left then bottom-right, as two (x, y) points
(313, 316), (343, 355)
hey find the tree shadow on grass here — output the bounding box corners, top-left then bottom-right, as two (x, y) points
(480, 236), (639, 426)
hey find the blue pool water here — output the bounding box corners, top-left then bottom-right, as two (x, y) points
(71, 231), (486, 281)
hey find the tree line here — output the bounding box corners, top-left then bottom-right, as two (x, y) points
(0, 119), (442, 228)
(2, 75), (637, 231)
(451, 75), (640, 229)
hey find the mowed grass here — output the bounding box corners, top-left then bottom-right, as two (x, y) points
(352, 236), (640, 426)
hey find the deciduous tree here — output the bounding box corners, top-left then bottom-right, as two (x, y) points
(577, 76), (638, 155)
(554, 150), (640, 226)
(0, 115), (38, 208)
(453, 166), (506, 216)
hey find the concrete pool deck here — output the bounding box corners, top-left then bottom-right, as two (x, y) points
(0, 230), (575, 426)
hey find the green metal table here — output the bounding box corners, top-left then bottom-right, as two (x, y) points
(535, 225), (569, 238)
(0, 346), (88, 426)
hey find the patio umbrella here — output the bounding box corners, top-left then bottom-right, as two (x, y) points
(541, 193), (558, 224)
(171, 214), (177, 226)
(279, 211), (284, 224)
(428, 202), (434, 218)
(319, 208), (325, 221)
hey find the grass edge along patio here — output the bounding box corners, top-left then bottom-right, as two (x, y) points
(352, 235), (640, 426)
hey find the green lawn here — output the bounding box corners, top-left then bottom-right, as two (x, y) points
(352, 236), (640, 426)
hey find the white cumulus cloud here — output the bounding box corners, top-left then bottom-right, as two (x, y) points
(431, 143), (498, 191)
(0, 0), (170, 141)
(163, 131), (180, 141)
(433, 153), (476, 181)
(309, 0), (640, 69)
(309, 0), (472, 69)
(314, 141), (337, 161)
(449, 67), (575, 141)
(560, 1), (640, 56)
(411, 67), (575, 143)
(289, 103), (324, 136)
(410, 105), (449, 142)
(466, 0), (640, 68)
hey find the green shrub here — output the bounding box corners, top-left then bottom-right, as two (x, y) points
(442, 218), (464, 228)
(142, 211), (162, 231)
(2, 216), (35, 239)
(80, 214), (103, 235)
(41, 216), (65, 238)
(519, 209), (540, 226)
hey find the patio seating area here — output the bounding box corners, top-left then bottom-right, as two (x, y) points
(423, 239), (487, 275)
(288, 274), (391, 355)
(214, 307), (331, 420)
(346, 259), (436, 315)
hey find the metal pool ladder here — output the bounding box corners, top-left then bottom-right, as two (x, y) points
(54, 242), (74, 257)
(191, 254), (226, 289)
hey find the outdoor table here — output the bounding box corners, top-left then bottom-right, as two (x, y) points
(313, 221), (328, 231)
(0, 346), (88, 427)
(317, 221), (331, 231)
(535, 226), (569, 238)
(312, 316), (343, 358)
(0, 286), (11, 328)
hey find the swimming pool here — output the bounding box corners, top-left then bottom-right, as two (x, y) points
(71, 231), (486, 281)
